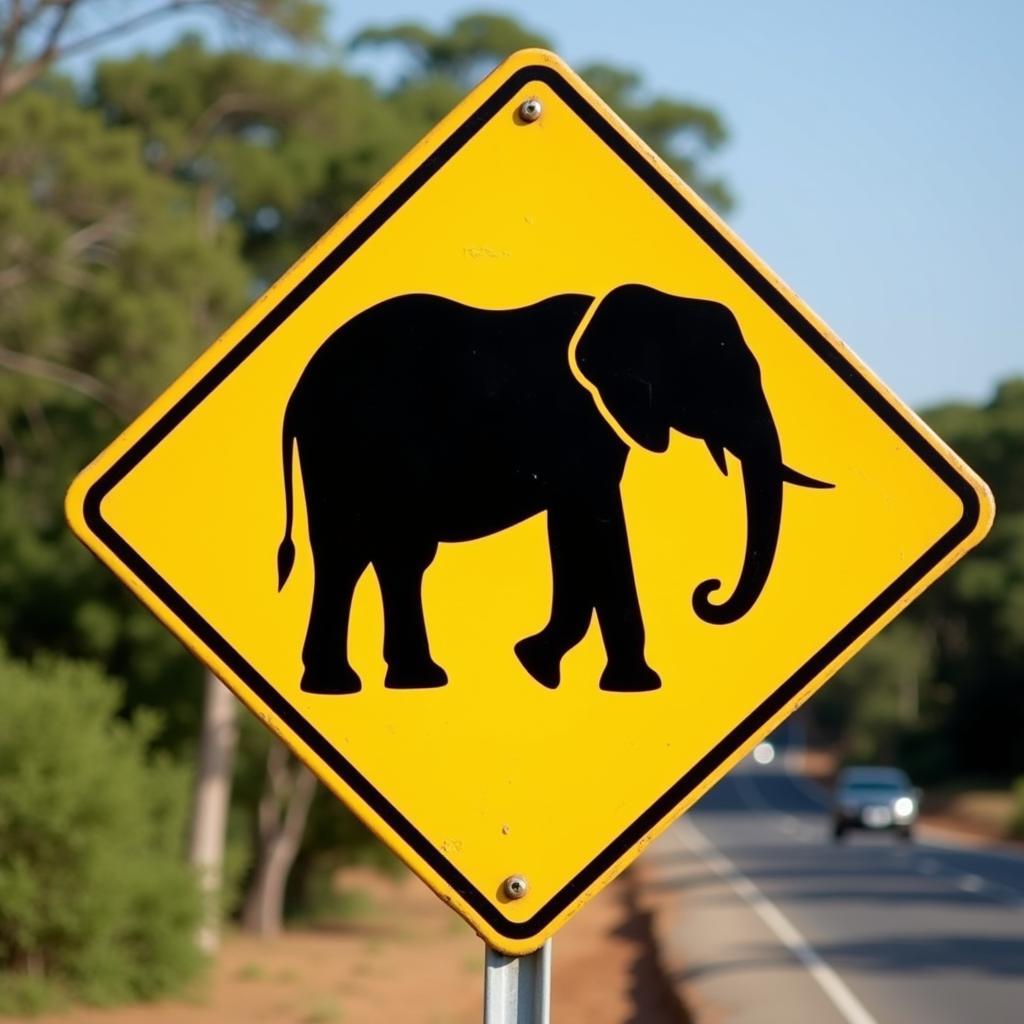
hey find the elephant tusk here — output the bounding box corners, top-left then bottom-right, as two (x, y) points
(706, 441), (729, 476)
(781, 464), (834, 489)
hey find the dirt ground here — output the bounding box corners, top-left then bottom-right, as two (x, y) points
(31, 867), (684, 1024)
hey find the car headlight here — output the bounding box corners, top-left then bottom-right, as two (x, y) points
(893, 796), (915, 819)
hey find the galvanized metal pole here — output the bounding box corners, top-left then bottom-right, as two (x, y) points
(484, 941), (552, 1023)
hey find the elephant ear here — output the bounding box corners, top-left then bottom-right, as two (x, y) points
(575, 285), (671, 453)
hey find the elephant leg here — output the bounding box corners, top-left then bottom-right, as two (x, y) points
(588, 491), (661, 693)
(374, 541), (447, 689)
(300, 533), (368, 695)
(515, 505), (594, 689)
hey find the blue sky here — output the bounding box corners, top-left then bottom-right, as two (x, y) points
(88, 1), (1023, 407)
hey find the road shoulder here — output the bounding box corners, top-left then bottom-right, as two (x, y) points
(638, 824), (849, 1024)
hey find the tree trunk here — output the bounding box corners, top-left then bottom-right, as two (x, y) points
(241, 739), (318, 937)
(187, 670), (239, 954)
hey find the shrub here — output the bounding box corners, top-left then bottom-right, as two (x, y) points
(1010, 776), (1024, 839)
(0, 651), (204, 1013)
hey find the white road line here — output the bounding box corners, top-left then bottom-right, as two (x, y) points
(675, 819), (880, 1024)
(947, 871), (1023, 908)
(780, 814), (801, 835)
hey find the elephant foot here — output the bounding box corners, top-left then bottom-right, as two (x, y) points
(514, 635), (561, 689)
(300, 663), (362, 695)
(384, 659), (448, 689)
(599, 660), (661, 693)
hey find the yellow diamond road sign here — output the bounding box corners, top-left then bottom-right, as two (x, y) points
(67, 49), (993, 953)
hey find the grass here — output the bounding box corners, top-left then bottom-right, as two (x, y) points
(303, 994), (344, 1023)
(235, 962), (267, 982)
(1010, 776), (1024, 838)
(297, 886), (376, 927)
(923, 783), (1017, 835)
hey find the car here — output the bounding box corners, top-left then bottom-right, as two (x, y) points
(831, 766), (919, 841)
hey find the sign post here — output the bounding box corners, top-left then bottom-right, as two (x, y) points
(67, 46), (993, 1008)
(485, 941), (552, 1024)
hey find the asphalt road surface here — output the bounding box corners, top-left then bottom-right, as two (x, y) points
(652, 738), (1024, 1023)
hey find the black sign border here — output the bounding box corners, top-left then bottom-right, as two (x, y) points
(83, 63), (981, 941)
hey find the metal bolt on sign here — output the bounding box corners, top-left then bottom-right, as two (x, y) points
(485, 941), (552, 1024)
(518, 97), (543, 122)
(503, 874), (529, 899)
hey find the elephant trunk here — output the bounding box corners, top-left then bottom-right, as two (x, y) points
(692, 399), (783, 625)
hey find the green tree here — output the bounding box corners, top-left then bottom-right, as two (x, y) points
(817, 379), (1024, 785)
(920, 379), (1024, 780)
(0, 0), (326, 102)
(91, 35), (409, 282)
(0, 80), (258, 954)
(0, 650), (202, 1013)
(353, 11), (551, 88)
(0, 85), (250, 738)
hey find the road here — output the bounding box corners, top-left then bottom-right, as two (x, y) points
(645, 737), (1024, 1023)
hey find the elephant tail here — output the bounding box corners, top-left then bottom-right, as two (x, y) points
(277, 403), (297, 590)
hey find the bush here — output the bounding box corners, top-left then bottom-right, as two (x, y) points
(0, 651), (204, 1013)
(1010, 776), (1024, 839)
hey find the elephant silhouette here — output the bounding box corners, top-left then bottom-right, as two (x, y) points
(276, 284), (832, 695)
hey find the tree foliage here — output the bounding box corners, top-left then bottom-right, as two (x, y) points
(92, 36), (410, 281)
(353, 12), (550, 88)
(817, 379), (1024, 783)
(0, 85), (248, 414)
(0, 83), (249, 743)
(0, 0), (327, 102)
(0, 651), (202, 1013)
